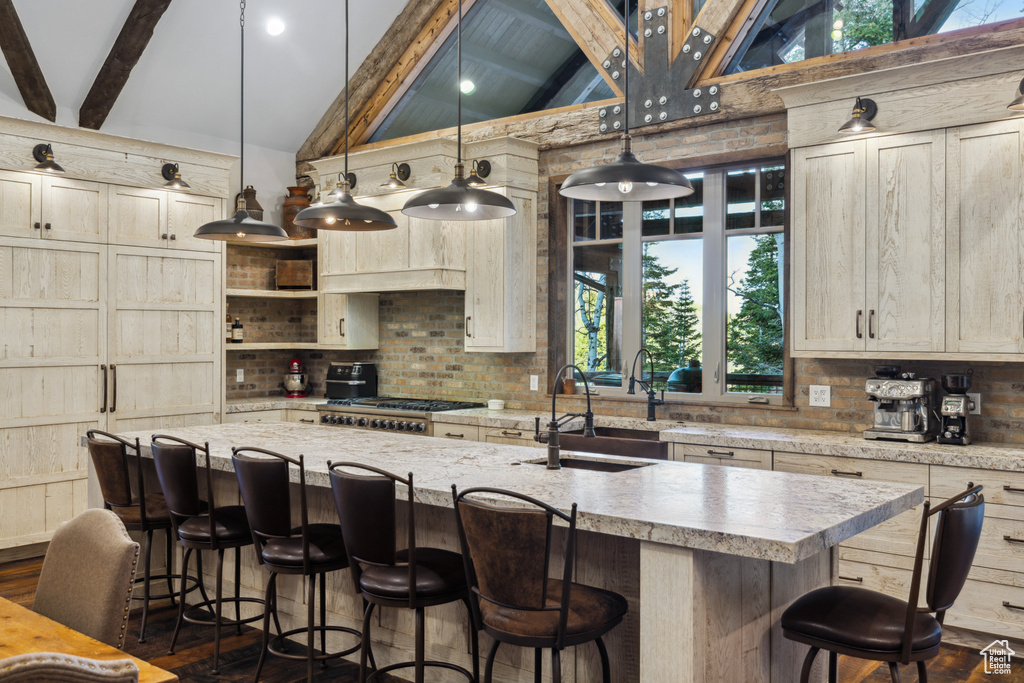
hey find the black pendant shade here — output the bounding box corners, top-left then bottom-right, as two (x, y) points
(560, 135), (693, 201)
(403, 164), (516, 220)
(293, 182), (397, 231)
(195, 198), (289, 242)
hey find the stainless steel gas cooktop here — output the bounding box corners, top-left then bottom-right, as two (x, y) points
(316, 397), (484, 435)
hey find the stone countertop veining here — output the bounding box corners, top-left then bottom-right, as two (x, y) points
(113, 422), (921, 565)
(225, 397), (325, 413)
(658, 424), (1024, 472)
(432, 408), (686, 432)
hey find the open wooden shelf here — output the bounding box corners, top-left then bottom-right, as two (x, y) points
(225, 342), (322, 350)
(226, 289), (317, 299)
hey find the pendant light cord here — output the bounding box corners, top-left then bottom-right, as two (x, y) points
(239, 0), (246, 198)
(457, 0), (463, 165)
(344, 0), (349, 180)
(623, 0), (629, 136)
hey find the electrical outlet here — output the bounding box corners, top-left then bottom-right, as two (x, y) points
(236, 369), (244, 383)
(529, 375), (539, 391)
(967, 392), (981, 414)
(809, 385), (831, 407)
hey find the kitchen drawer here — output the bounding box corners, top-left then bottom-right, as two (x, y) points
(224, 410), (286, 423)
(946, 575), (1024, 641)
(483, 427), (539, 447)
(676, 443), (771, 470)
(286, 410), (318, 424)
(434, 424), (479, 442)
(963, 513), (1024, 574)
(836, 548), (928, 607)
(932, 465), (1024, 508)
(775, 452), (928, 557)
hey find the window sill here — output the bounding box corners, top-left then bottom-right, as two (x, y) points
(556, 392), (797, 412)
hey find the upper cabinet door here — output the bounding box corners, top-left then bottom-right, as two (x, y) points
(40, 177), (107, 243)
(0, 170), (41, 238)
(108, 186), (168, 248)
(865, 131), (946, 353)
(167, 194), (223, 252)
(792, 141), (867, 352)
(946, 119), (1024, 354)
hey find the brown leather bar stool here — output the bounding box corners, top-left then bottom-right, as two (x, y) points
(232, 447), (363, 683)
(328, 461), (479, 683)
(151, 435), (267, 675)
(452, 486), (628, 683)
(86, 429), (198, 643)
(782, 483), (984, 683)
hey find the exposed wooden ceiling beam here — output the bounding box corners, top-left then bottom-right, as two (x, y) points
(79, 0), (172, 130)
(685, 0), (758, 87)
(0, 0), (56, 122)
(542, 0), (639, 96)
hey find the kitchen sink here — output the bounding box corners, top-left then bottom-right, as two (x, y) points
(521, 456), (655, 473)
(556, 428), (669, 460)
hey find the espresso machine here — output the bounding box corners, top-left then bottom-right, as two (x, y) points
(863, 366), (939, 442)
(938, 372), (975, 445)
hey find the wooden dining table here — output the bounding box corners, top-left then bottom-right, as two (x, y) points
(0, 596), (177, 682)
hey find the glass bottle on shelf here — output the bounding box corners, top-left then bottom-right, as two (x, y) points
(231, 317), (244, 343)
(225, 304), (233, 343)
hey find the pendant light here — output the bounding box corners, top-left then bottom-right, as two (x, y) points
(293, 0), (396, 232)
(32, 144), (65, 174)
(194, 1), (287, 242)
(559, 6), (693, 202)
(401, 0), (516, 220)
(838, 97), (877, 134)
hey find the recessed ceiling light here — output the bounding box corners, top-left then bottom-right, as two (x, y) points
(266, 17), (285, 36)
(460, 80), (475, 94)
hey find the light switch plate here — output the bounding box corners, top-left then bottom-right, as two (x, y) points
(236, 369), (244, 382)
(529, 375), (539, 391)
(967, 392), (981, 414)
(809, 385), (831, 407)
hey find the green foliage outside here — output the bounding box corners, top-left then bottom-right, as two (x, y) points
(835, 0), (894, 51)
(727, 234), (784, 380)
(641, 245), (701, 373)
(574, 274), (608, 372)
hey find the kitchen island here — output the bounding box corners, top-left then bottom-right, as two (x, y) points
(106, 422), (922, 683)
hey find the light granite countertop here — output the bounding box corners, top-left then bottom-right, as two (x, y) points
(225, 397), (325, 413)
(115, 422), (921, 565)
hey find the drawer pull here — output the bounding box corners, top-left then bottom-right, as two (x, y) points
(1003, 535), (1024, 545)
(1004, 485), (1024, 493)
(1004, 601), (1024, 612)
(299, 418), (314, 423)
(838, 575), (863, 583)
(501, 430), (522, 437)
(707, 449), (735, 457)
(830, 469), (863, 477)
(445, 433), (464, 439)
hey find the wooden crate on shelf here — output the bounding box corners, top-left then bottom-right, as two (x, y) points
(275, 260), (314, 290)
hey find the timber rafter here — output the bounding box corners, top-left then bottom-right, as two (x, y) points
(0, 0), (56, 122)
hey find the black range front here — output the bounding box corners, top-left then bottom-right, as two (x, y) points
(315, 397), (484, 436)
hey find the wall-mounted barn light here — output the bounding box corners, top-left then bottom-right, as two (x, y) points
(838, 97), (878, 134)
(161, 163), (190, 191)
(381, 163), (411, 190)
(1008, 78), (1024, 110)
(32, 144), (65, 174)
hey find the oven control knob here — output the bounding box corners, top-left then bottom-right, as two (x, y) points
(415, 423), (426, 432)
(357, 418), (368, 427)
(320, 415), (329, 424)
(371, 419), (381, 428)
(345, 416), (356, 425)
(388, 420), (398, 430)
(326, 415), (337, 424)
(397, 421), (408, 431)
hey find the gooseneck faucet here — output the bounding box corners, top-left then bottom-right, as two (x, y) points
(627, 348), (664, 421)
(533, 363), (595, 469)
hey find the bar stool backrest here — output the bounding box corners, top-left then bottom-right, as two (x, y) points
(926, 490), (984, 613)
(86, 430), (146, 525)
(327, 463), (398, 569)
(151, 436), (205, 517)
(453, 486), (577, 648)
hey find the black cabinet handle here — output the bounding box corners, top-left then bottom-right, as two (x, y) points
(501, 430), (522, 437)
(856, 310), (863, 339)
(838, 575), (863, 583)
(831, 469), (863, 477)
(868, 309), (875, 338)
(110, 364), (117, 413)
(1003, 535), (1024, 545)
(707, 449), (734, 457)
(299, 418), (314, 424)
(169, 234), (176, 240)
(466, 316), (472, 338)
(161, 233), (168, 240)
(44, 222), (51, 230)
(445, 432), (464, 439)
(1005, 601), (1024, 611)
(34, 222), (40, 230)
(1004, 485), (1024, 493)
(100, 364), (107, 413)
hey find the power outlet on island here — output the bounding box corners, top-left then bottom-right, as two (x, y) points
(530, 375), (539, 391)
(236, 369), (244, 383)
(809, 385), (831, 407)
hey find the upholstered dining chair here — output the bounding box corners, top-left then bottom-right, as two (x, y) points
(781, 483), (984, 683)
(452, 486), (628, 683)
(0, 652), (139, 682)
(32, 509), (140, 650)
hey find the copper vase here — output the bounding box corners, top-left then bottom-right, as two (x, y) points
(283, 186), (314, 239)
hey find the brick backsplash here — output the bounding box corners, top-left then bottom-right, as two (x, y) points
(230, 112), (1024, 443)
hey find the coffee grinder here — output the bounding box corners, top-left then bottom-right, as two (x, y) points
(938, 372), (975, 445)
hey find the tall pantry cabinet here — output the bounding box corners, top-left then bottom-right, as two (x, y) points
(0, 117), (231, 551)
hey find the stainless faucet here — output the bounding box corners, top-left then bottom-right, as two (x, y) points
(533, 363), (595, 469)
(627, 348), (664, 421)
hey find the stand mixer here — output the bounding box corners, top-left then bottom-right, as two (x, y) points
(281, 358), (312, 398)
(938, 372), (975, 445)
(863, 366), (939, 442)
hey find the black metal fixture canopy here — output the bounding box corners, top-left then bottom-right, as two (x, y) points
(401, 0), (517, 221)
(161, 163), (190, 191)
(1009, 77), (1024, 110)
(32, 143), (65, 174)
(294, 0), (396, 232)
(559, 6), (693, 202)
(838, 97), (878, 134)
(194, 0), (287, 242)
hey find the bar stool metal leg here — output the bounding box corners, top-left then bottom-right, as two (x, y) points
(596, 636), (611, 683)
(235, 547), (242, 635)
(551, 648), (561, 683)
(888, 661), (902, 682)
(165, 528), (176, 606)
(534, 649), (542, 683)
(214, 547), (225, 674)
(139, 529), (153, 642)
(253, 572), (276, 683)
(917, 660), (929, 683)
(484, 640), (499, 683)
(168, 547), (193, 654)
(828, 651), (838, 683)
(800, 646), (820, 683)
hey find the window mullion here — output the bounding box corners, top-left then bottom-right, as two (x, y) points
(702, 170), (726, 399)
(621, 201), (643, 384)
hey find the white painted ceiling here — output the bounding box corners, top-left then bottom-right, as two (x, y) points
(0, 0), (409, 155)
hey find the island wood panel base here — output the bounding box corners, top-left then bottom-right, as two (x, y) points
(639, 541), (832, 682)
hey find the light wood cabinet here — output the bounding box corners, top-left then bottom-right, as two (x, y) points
(0, 171), (106, 244)
(945, 118), (1024, 354)
(482, 426), (539, 447)
(793, 132), (945, 355)
(167, 193), (223, 253)
(673, 443), (771, 470)
(464, 189), (537, 353)
(317, 292), (379, 349)
(433, 423), (480, 441)
(0, 170), (40, 238)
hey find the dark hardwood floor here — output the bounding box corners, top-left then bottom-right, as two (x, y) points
(0, 555), (1021, 681)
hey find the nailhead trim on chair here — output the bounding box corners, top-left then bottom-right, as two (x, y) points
(115, 520), (141, 652)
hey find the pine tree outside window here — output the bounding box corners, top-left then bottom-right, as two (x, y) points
(567, 159), (787, 404)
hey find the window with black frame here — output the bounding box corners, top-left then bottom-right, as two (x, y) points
(568, 160), (786, 402)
